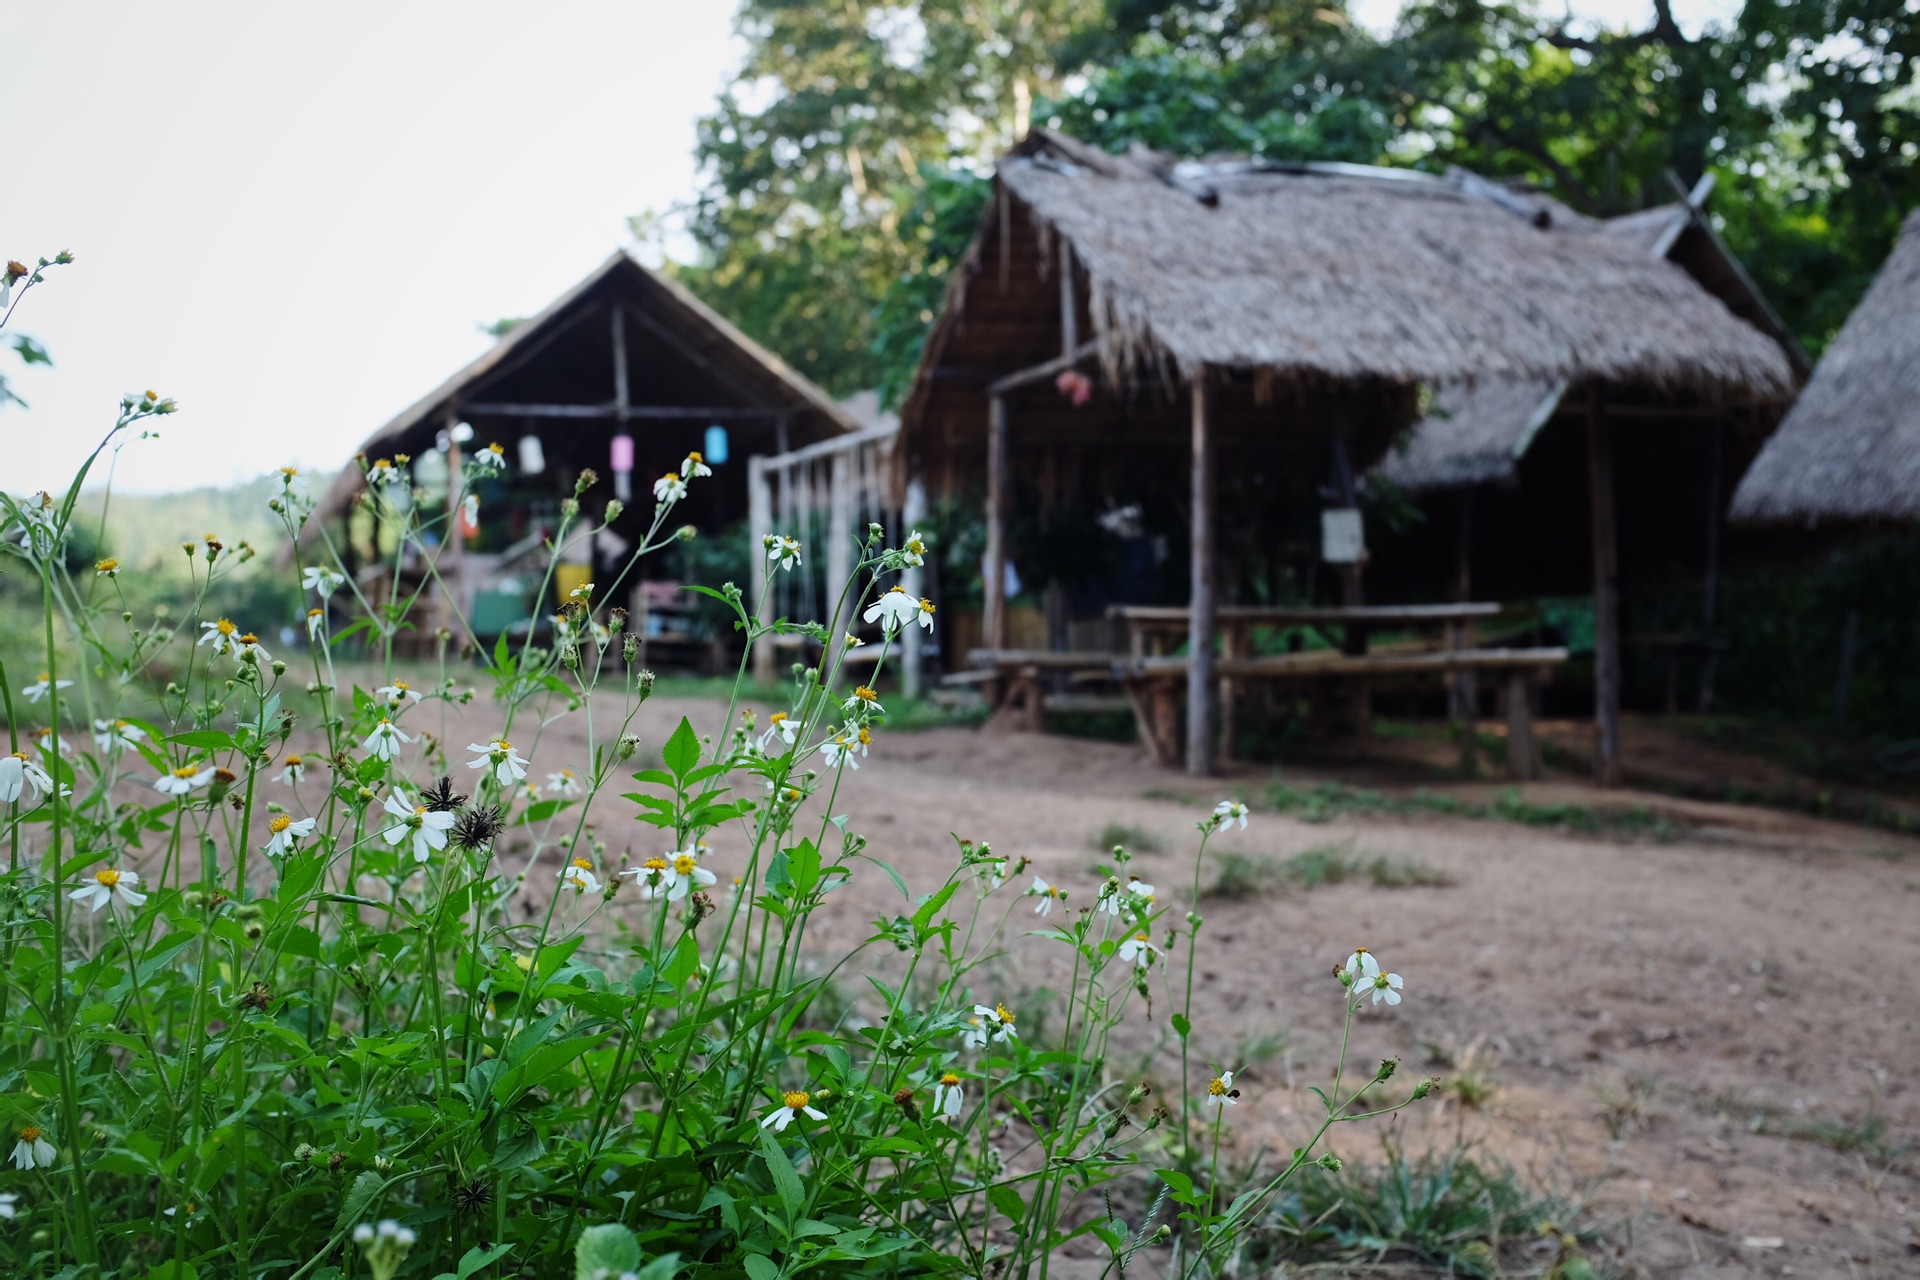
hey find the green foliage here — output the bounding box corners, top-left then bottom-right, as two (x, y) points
(1264, 780), (1680, 840)
(1093, 822), (1165, 854)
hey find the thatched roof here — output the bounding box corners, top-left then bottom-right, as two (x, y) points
(967, 131), (1795, 397)
(1373, 192), (1806, 493)
(1731, 210), (1920, 524)
(310, 252), (856, 526)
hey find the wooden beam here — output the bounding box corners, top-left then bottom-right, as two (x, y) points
(984, 394), (1009, 649)
(986, 339), (1102, 397)
(461, 402), (783, 421)
(758, 422), (898, 470)
(748, 456), (775, 685)
(1587, 395), (1622, 787)
(1187, 374), (1217, 776)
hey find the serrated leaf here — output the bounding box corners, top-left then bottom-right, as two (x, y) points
(335, 1169), (382, 1235)
(759, 1129), (804, 1223)
(662, 717), (701, 780)
(987, 1183), (1025, 1222)
(910, 881), (959, 936)
(575, 1223), (642, 1280)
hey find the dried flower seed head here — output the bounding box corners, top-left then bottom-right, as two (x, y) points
(420, 776), (466, 812)
(452, 803), (505, 850)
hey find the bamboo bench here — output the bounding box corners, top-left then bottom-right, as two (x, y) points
(956, 648), (1124, 731)
(1111, 647), (1569, 776)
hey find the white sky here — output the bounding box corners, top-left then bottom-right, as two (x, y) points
(5, 0), (1744, 495)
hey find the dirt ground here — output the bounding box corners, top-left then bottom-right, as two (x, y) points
(318, 689), (1920, 1275)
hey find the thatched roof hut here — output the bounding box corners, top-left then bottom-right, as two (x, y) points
(899, 131), (1798, 778)
(1731, 210), (1920, 524)
(307, 251), (856, 648)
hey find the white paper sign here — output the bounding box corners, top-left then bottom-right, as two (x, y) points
(1321, 508), (1366, 564)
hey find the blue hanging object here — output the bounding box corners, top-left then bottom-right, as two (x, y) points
(703, 424), (730, 465)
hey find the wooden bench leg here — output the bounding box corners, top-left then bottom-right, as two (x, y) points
(1017, 668), (1045, 733)
(1149, 680), (1181, 766)
(1505, 671), (1541, 780)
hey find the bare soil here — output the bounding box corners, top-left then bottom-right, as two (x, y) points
(333, 690), (1920, 1275)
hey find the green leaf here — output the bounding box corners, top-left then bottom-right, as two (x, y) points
(987, 1183), (1025, 1222)
(759, 1129), (805, 1223)
(910, 881), (959, 936)
(168, 729), (234, 750)
(1170, 1012), (1191, 1042)
(662, 932), (701, 988)
(456, 1242), (514, 1279)
(662, 716), (701, 780)
(574, 1223), (642, 1280)
(335, 1169), (383, 1235)
(741, 1255), (780, 1280)
(1156, 1168), (1199, 1206)
(866, 855), (911, 900)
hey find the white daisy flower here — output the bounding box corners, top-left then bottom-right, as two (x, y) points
(35, 728), (71, 757)
(197, 618), (242, 656)
(863, 585), (921, 637)
(763, 533), (802, 571)
(1125, 877), (1155, 903)
(842, 685), (884, 716)
(681, 450), (713, 479)
(95, 558), (119, 577)
(1363, 969), (1404, 1006)
(560, 858), (601, 894)
(365, 719), (410, 762)
(1214, 799), (1250, 829)
(233, 632), (271, 666)
(9, 1125), (55, 1171)
(821, 732), (860, 771)
(1203, 1068), (1240, 1110)
(971, 1002), (1018, 1044)
(546, 768), (583, 796)
(68, 868), (148, 913)
(263, 813), (315, 855)
(91, 719), (146, 752)
(153, 763), (216, 796)
(1094, 878), (1124, 917)
(759, 711), (799, 750)
(620, 855), (674, 899)
(466, 738), (528, 784)
(302, 566), (345, 597)
(653, 472), (687, 504)
(663, 850), (716, 901)
(461, 493), (479, 525)
(1029, 875), (1063, 916)
(374, 680), (422, 708)
(932, 1072), (964, 1123)
(380, 790), (455, 863)
(1118, 932), (1160, 970)
(276, 754), (306, 785)
(0, 1190), (17, 1218)
(958, 1014), (990, 1051)
(900, 529), (929, 568)
(20, 674), (72, 703)
(366, 457), (401, 486)
(307, 607), (326, 638)
(470, 441), (507, 475)
(760, 1089), (826, 1133)
(1344, 948), (1380, 983)
(0, 751), (54, 804)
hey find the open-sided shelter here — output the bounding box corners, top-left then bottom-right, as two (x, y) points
(897, 130), (1797, 776)
(1731, 209), (1920, 525)
(1369, 179), (1807, 775)
(307, 251), (857, 650)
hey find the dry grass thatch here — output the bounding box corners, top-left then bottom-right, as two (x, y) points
(996, 131), (1794, 397)
(1373, 379), (1566, 490)
(1731, 210), (1920, 524)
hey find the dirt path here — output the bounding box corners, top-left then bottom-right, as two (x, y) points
(324, 689), (1920, 1274)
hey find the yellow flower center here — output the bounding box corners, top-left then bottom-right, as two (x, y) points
(920, 598), (936, 613)
(1208, 1077), (1227, 1097)
(285, 755), (302, 766)
(907, 538), (924, 555)
(94, 870), (120, 887)
(486, 442), (503, 456)
(239, 633), (258, 645)
(392, 680), (409, 692)
(854, 686), (877, 702)
(995, 1003), (1015, 1025)
(10, 751), (27, 763)
(413, 806), (428, 817)
(280, 466), (298, 477)
(1134, 933), (1150, 944)
(940, 1072), (960, 1086)
(559, 768), (575, 779)
(644, 857), (669, 872)
(782, 1090), (810, 1110)
(887, 585), (906, 595)
(17, 1126), (40, 1143)
(513, 954), (533, 971)
(308, 608), (322, 618)
(857, 727), (871, 745)
(662, 471), (680, 483)
(769, 712), (787, 724)
(688, 451), (704, 464)
(270, 815), (292, 833)
(673, 855), (697, 875)
(171, 766), (199, 779)
(35, 674), (48, 682)
(215, 619), (236, 636)
(494, 740), (512, 752)
(572, 858), (592, 870)
(96, 558), (117, 571)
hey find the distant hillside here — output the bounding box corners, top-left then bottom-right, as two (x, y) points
(77, 472), (338, 580)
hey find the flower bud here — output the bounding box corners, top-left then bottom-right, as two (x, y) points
(575, 468), (599, 494)
(560, 497), (580, 520)
(616, 733), (641, 761)
(1410, 1076), (1440, 1101)
(603, 499), (624, 522)
(609, 607), (628, 633)
(622, 634), (639, 662)
(1374, 1057), (1398, 1083)
(635, 670), (656, 701)
(675, 524), (697, 542)
(1316, 1152), (1343, 1171)
(272, 660), (288, 676)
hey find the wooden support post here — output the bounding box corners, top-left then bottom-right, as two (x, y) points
(1187, 374), (1217, 776)
(1697, 414), (1725, 712)
(1058, 239), (1078, 357)
(1587, 395), (1622, 787)
(984, 394), (1009, 650)
(826, 449), (854, 670)
(1450, 492), (1478, 773)
(1505, 671), (1542, 780)
(901, 478), (928, 699)
(748, 456), (775, 685)
(610, 306), (630, 423)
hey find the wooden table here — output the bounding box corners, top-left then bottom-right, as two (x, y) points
(1107, 602), (1509, 755)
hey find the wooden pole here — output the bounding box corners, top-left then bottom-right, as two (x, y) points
(1586, 394), (1622, 787)
(1058, 239), (1078, 358)
(1697, 414), (1725, 712)
(984, 394), (1009, 650)
(610, 307), (630, 425)
(901, 478), (928, 698)
(827, 448), (854, 670)
(1187, 374), (1217, 776)
(1450, 491), (1478, 768)
(748, 455), (775, 685)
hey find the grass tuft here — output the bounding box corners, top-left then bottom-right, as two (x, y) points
(1092, 822), (1165, 854)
